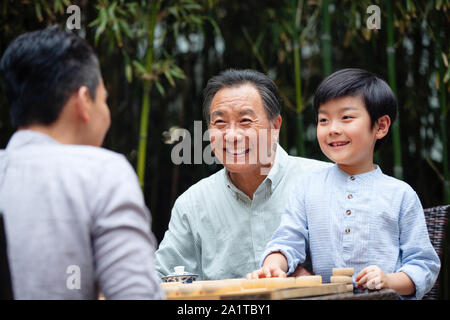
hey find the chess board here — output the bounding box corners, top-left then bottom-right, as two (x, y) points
(161, 276), (354, 300)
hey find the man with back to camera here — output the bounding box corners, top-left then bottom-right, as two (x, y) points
(155, 69), (332, 280)
(0, 26), (164, 299)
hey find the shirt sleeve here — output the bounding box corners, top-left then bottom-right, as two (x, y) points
(260, 178), (309, 275)
(155, 195), (200, 279)
(90, 156), (165, 300)
(396, 189), (441, 300)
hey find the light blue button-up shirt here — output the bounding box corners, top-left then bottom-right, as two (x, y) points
(155, 145), (331, 280)
(262, 164), (440, 299)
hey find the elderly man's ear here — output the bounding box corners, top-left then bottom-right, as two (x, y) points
(271, 114), (282, 142)
(72, 86), (93, 123)
(271, 114), (282, 130)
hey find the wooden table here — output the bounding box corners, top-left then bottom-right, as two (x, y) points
(298, 288), (399, 300)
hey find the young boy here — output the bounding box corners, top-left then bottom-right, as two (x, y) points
(246, 68), (440, 299)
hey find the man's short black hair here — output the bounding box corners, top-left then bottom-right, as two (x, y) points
(313, 68), (397, 151)
(203, 69), (282, 124)
(0, 26), (101, 127)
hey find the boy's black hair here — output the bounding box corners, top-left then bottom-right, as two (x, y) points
(0, 26), (101, 127)
(313, 68), (397, 151)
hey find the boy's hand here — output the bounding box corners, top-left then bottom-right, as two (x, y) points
(355, 265), (389, 290)
(290, 265), (312, 277)
(246, 266), (286, 279)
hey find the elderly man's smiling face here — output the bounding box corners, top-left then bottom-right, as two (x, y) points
(208, 83), (281, 175)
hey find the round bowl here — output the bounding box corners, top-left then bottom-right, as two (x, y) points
(161, 273), (198, 283)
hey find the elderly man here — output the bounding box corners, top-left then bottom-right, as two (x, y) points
(155, 69), (331, 280)
(0, 27), (163, 299)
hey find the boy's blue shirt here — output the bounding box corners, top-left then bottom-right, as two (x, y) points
(262, 163), (440, 300)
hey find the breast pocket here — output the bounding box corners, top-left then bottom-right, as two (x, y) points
(368, 210), (400, 271)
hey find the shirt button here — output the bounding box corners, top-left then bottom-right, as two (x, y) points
(346, 209), (351, 215)
(345, 228), (351, 234)
(347, 194), (353, 199)
(350, 176), (355, 181)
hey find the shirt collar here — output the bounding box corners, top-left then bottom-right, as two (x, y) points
(265, 143), (289, 193)
(223, 170), (250, 203)
(332, 162), (382, 185)
(6, 130), (60, 151)
(223, 143), (289, 201)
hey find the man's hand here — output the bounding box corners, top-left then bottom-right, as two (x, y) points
(245, 252), (288, 279)
(355, 265), (389, 290)
(246, 266), (286, 279)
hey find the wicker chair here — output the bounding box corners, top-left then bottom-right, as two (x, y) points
(422, 205), (449, 300)
(0, 213), (14, 299)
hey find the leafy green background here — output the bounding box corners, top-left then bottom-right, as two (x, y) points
(0, 0), (449, 298)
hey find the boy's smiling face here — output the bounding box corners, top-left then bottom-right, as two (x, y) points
(317, 96), (390, 175)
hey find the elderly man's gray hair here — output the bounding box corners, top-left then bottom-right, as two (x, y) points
(202, 69), (282, 125)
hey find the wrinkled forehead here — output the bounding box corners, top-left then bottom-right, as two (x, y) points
(210, 107), (257, 119)
(209, 84), (265, 116)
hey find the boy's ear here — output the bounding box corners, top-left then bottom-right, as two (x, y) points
(375, 115), (391, 140)
(74, 86), (92, 123)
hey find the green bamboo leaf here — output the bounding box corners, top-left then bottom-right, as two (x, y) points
(169, 68), (186, 79)
(100, 6), (108, 21)
(155, 81), (165, 95)
(178, 7), (187, 19)
(94, 28), (103, 46)
(35, 2), (43, 22)
(41, 1), (52, 16)
(282, 20), (294, 36)
(126, 2), (138, 16)
(88, 16), (101, 27)
(254, 31), (265, 50)
(206, 16), (222, 38)
(172, 64), (185, 74)
(125, 63), (133, 83)
(190, 15), (202, 24)
(94, 15), (108, 45)
(406, 0), (412, 11)
(164, 69), (176, 87)
(133, 60), (148, 74)
(116, 5), (127, 16)
(444, 65), (450, 84)
(182, 4), (202, 10)
(118, 19), (133, 38)
(92, 7), (108, 43)
(108, 1), (117, 19)
(435, 0), (442, 9)
(168, 7), (179, 18)
(112, 22), (123, 46)
(173, 22), (179, 39)
(54, 0), (64, 14)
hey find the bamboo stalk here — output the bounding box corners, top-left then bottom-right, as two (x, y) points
(436, 26), (449, 300)
(294, 0), (305, 156)
(137, 0), (162, 189)
(321, 0), (332, 77)
(436, 33), (450, 204)
(241, 25), (291, 151)
(386, 0), (403, 180)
